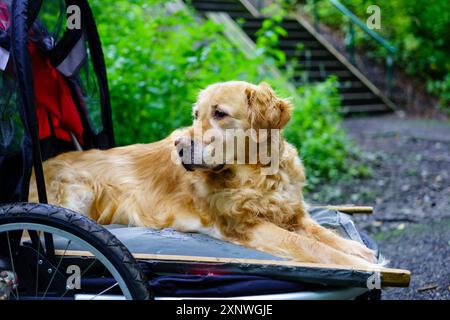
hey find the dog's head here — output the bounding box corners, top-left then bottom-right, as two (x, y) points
(175, 81), (292, 172)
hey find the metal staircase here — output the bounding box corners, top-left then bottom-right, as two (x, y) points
(186, 0), (394, 113)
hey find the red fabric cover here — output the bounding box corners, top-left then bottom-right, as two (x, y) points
(0, 1), (9, 31)
(28, 42), (84, 144)
(1, 1), (83, 144)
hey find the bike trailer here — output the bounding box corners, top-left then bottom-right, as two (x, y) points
(0, 0), (410, 300)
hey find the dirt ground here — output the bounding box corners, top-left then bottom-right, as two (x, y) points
(311, 113), (450, 300)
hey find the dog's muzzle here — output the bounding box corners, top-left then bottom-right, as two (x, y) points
(175, 137), (225, 172)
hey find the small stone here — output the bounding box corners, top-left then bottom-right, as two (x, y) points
(396, 110), (406, 118)
(401, 208), (412, 215)
(397, 223), (405, 230)
(373, 221), (383, 227)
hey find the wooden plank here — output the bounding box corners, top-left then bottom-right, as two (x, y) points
(312, 205), (373, 214)
(55, 250), (410, 288)
(239, 0), (261, 17)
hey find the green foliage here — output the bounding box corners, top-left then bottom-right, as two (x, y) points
(92, 0), (263, 145)
(91, 0), (366, 188)
(254, 6), (288, 67)
(284, 77), (369, 187)
(303, 0), (450, 110)
(428, 74), (450, 109)
(253, 6), (303, 81)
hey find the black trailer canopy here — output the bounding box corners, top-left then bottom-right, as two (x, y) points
(0, 0), (114, 203)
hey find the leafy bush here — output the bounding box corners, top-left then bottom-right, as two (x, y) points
(284, 77), (369, 187)
(92, 0), (264, 145)
(253, 7), (288, 67)
(91, 0), (366, 189)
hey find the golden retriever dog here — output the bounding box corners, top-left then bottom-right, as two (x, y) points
(30, 81), (379, 269)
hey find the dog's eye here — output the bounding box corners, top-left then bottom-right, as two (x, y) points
(213, 109), (228, 119)
(194, 110), (199, 120)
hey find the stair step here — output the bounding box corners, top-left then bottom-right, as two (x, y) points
(239, 16), (298, 24)
(192, 0), (241, 3)
(283, 48), (333, 60)
(296, 75), (356, 82)
(341, 92), (379, 101)
(229, 12), (255, 19)
(287, 60), (345, 69)
(285, 30), (321, 39)
(242, 25), (309, 35)
(337, 82), (370, 93)
(241, 20), (305, 31)
(294, 70), (353, 78)
(286, 66), (348, 74)
(247, 33), (315, 43)
(291, 80), (367, 91)
(287, 48), (335, 57)
(243, 25), (310, 35)
(278, 40), (323, 49)
(294, 66), (349, 73)
(186, 0), (392, 114)
(280, 20), (305, 30)
(192, 2), (247, 12)
(342, 104), (390, 113)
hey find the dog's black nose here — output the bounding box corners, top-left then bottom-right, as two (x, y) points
(175, 138), (195, 171)
(181, 162), (194, 171)
(213, 163), (225, 172)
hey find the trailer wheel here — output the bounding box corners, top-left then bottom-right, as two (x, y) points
(0, 203), (152, 300)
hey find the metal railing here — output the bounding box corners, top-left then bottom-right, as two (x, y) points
(311, 0), (396, 97)
(252, 0), (396, 98)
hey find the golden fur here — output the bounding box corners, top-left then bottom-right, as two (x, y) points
(30, 81), (378, 269)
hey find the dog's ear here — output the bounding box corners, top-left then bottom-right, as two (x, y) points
(246, 82), (292, 130)
(273, 98), (292, 129)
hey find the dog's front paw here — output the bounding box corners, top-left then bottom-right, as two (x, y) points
(346, 240), (377, 264)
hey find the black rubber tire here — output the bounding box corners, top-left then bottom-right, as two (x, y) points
(0, 202), (153, 300)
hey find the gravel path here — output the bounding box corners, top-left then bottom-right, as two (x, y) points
(313, 114), (450, 300)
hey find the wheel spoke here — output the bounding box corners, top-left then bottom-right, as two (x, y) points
(41, 240), (72, 300)
(6, 231), (19, 300)
(89, 282), (119, 300)
(59, 257), (98, 300)
(35, 231), (41, 297)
